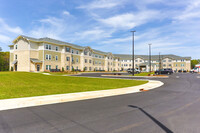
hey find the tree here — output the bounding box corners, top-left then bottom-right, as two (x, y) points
(191, 59), (200, 69)
(0, 52), (9, 71)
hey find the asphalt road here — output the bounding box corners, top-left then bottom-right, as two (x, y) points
(0, 73), (200, 133)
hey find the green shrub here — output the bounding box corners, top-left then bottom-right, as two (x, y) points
(11, 67), (13, 71)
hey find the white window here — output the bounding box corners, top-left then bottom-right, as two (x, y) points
(56, 65), (58, 69)
(76, 51), (79, 54)
(46, 65), (51, 70)
(45, 44), (51, 50)
(55, 55), (58, 61)
(46, 55), (48, 60)
(66, 47), (70, 52)
(66, 57), (70, 61)
(15, 55), (17, 60)
(45, 44), (48, 50)
(56, 46), (58, 51)
(66, 66), (70, 70)
(85, 59), (87, 63)
(72, 49), (74, 53)
(76, 58), (79, 63)
(45, 54), (51, 60)
(15, 45), (17, 49)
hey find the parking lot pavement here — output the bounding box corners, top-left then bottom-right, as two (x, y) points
(0, 73), (200, 133)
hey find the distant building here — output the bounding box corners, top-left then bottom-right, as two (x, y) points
(115, 54), (191, 72)
(9, 35), (191, 72)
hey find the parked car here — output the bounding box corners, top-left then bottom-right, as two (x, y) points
(190, 69), (194, 73)
(127, 68), (141, 74)
(155, 68), (173, 75)
(178, 70), (183, 73)
(183, 70), (187, 73)
(191, 67), (200, 73)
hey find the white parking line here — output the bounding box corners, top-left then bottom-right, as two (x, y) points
(176, 76), (180, 78)
(197, 76), (200, 79)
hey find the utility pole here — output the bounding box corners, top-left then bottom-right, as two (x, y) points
(149, 44), (152, 73)
(131, 31), (136, 76)
(159, 52), (161, 75)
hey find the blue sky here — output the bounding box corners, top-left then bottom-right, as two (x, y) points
(0, 0), (200, 59)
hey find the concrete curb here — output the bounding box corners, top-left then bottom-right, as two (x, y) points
(101, 75), (169, 78)
(0, 80), (163, 111)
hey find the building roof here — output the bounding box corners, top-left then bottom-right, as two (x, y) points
(113, 54), (191, 60)
(12, 35), (108, 55)
(30, 58), (42, 63)
(11, 35), (191, 60)
(12, 60), (17, 64)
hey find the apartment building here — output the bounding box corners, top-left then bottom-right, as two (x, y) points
(9, 35), (121, 72)
(9, 35), (191, 72)
(115, 54), (191, 72)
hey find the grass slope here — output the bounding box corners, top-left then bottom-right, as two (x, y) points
(134, 72), (154, 76)
(0, 72), (148, 99)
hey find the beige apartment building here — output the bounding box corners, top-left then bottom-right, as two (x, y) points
(115, 54), (191, 72)
(9, 35), (191, 72)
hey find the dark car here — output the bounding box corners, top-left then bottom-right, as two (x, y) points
(178, 70), (183, 73)
(155, 68), (173, 75)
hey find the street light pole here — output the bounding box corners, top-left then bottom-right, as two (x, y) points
(159, 52), (161, 75)
(149, 44), (152, 73)
(131, 31), (136, 76)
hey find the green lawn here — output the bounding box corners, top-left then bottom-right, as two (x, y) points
(133, 72), (154, 76)
(0, 72), (148, 99)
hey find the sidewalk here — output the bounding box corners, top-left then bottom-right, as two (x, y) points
(0, 80), (163, 111)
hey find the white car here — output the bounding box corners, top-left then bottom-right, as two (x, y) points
(190, 67), (200, 73)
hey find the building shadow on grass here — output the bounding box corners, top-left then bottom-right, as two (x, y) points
(128, 105), (173, 133)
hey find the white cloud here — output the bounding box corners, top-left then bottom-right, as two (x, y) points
(29, 16), (67, 40)
(78, 0), (126, 9)
(0, 18), (23, 51)
(102, 36), (132, 44)
(74, 27), (114, 42)
(0, 34), (11, 44)
(98, 10), (161, 29)
(0, 18), (23, 34)
(63, 11), (70, 16)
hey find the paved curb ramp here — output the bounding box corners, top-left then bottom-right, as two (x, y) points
(0, 80), (163, 111)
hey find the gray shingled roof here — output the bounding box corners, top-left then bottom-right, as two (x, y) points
(30, 58), (42, 63)
(15, 35), (191, 60)
(20, 35), (108, 55)
(114, 54), (191, 60)
(20, 35), (84, 50)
